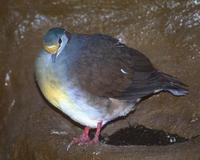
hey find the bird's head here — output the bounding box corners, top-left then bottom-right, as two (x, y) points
(43, 27), (70, 62)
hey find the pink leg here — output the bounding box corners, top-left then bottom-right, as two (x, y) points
(89, 121), (102, 144)
(72, 127), (90, 145)
(69, 122), (102, 147)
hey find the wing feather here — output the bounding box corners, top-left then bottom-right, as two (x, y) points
(70, 34), (157, 99)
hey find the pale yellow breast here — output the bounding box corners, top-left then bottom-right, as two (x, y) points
(40, 80), (75, 110)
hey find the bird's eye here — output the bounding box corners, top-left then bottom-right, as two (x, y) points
(58, 38), (62, 44)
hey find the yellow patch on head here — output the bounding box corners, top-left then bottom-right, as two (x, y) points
(44, 43), (59, 54)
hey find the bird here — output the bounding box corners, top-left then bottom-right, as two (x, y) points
(35, 27), (188, 145)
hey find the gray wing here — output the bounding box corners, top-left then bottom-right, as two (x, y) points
(70, 34), (158, 100)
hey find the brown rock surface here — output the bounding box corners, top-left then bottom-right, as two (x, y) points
(0, 0), (200, 159)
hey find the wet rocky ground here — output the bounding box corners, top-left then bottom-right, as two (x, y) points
(0, 0), (200, 159)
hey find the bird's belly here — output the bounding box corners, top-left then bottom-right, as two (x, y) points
(59, 101), (105, 128)
(39, 80), (106, 128)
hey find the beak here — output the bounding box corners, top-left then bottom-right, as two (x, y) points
(51, 53), (57, 63)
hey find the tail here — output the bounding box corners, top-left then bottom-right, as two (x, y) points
(155, 71), (188, 96)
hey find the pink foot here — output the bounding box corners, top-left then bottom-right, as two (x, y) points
(67, 122), (102, 150)
(72, 127), (90, 145)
